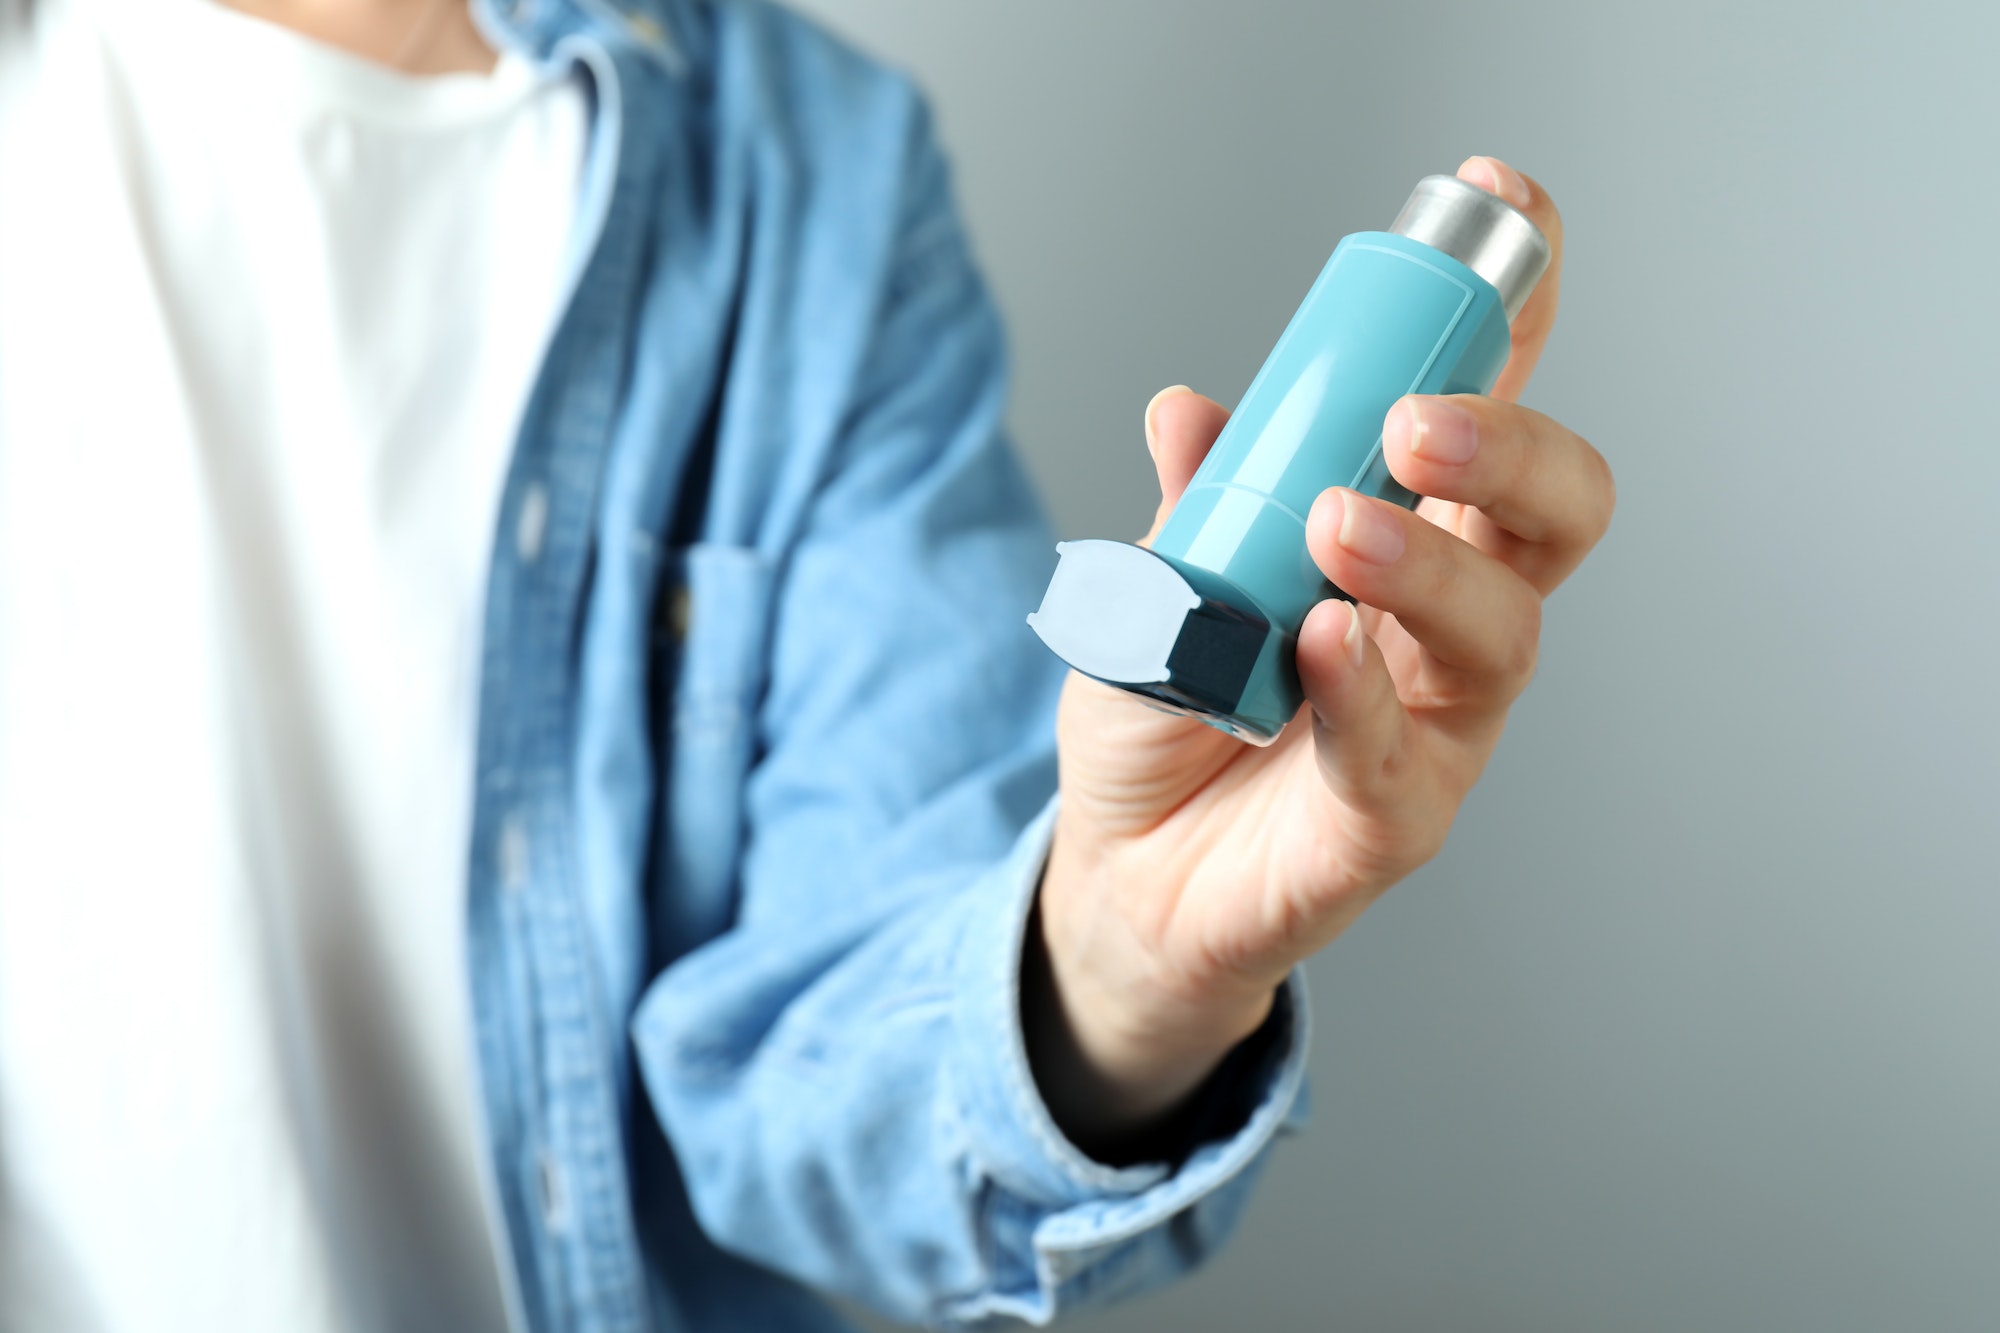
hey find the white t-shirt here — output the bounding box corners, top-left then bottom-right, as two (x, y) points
(0, 1), (585, 1327)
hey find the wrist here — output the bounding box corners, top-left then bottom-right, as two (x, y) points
(1023, 819), (1279, 1158)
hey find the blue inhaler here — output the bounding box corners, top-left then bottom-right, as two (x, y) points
(1028, 174), (1552, 744)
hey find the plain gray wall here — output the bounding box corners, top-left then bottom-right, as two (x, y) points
(783, 3), (2000, 1330)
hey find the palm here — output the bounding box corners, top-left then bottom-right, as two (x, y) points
(1054, 499), (1492, 996)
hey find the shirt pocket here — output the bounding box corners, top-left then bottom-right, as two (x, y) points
(651, 542), (777, 958)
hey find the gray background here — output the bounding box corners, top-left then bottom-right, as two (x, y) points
(785, 3), (2000, 1330)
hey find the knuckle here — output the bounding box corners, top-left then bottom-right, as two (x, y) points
(1526, 413), (1610, 550)
(1589, 445), (1618, 539)
(1389, 783), (1457, 872)
(1513, 416), (1549, 506)
(1460, 391), (1513, 446)
(1505, 625), (1542, 691)
(1418, 529), (1465, 607)
(1373, 732), (1424, 792)
(1495, 587), (1543, 687)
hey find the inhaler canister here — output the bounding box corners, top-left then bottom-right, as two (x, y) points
(1028, 174), (1552, 743)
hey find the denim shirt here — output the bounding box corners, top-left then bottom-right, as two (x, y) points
(464, 2), (1310, 1328)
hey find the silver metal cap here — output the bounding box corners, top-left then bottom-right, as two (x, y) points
(1389, 174), (1550, 323)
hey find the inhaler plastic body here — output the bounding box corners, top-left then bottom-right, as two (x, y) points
(1029, 174), (1552, 743)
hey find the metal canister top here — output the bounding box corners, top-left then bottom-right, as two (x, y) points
(1389, 174), (1551, 323)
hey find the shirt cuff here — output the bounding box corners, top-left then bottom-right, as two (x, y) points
(946, 796), (1311, 1305)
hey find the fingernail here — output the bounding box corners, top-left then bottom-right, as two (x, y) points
(1460, 155), (1532, 210)
(1333, 489), (1405, 566)
(1144, 384), (1191, 459)
(1336, 598), (1367, 668)
(1403, 397), (1478, 465)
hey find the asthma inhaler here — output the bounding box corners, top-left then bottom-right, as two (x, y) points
(1028, 174), (1552, 744)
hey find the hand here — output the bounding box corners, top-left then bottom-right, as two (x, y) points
(1026, 157), (1615, 1156)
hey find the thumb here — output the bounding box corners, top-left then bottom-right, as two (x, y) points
(1139, 385), (1230, 545)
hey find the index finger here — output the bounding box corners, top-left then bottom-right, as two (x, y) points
(1455, 156), (1563, 404)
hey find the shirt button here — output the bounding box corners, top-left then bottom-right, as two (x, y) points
(498, 815), (531, 894)
(628, 12), (666, 47)
(516, 483), (549, 563)
(538, 1151), (568, 1233)
(664, 584), (691, 640)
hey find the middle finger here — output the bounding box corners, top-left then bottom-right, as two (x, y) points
(1304, 486), (1542, 700)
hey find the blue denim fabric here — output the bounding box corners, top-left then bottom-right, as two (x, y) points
(462, 2), (1310, 1328)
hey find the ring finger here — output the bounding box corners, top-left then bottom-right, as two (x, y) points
(1304, 486), (1542, 708)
